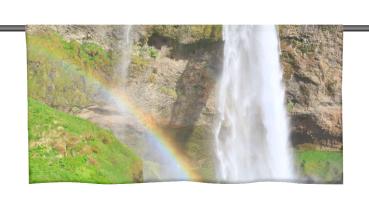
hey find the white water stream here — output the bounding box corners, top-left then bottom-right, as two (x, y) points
(214, 25), (294, 182)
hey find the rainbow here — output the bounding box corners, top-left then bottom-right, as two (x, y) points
(27, 42), (202, 181)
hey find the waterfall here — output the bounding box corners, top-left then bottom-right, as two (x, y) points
(119, 25), (133, 80)
(214, 25), (294, 182)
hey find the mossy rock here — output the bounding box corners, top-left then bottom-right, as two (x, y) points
(164, 125), (215, 181)
(149, 25), (222, 44)
(27, 29), (118, 111)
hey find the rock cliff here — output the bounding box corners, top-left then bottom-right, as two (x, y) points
(279, 25), (342, 149)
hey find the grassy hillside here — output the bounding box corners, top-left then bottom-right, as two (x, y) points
(28, 98), (142, 183)
(27, 29), (116, 111)
(295, 150), (343, 183)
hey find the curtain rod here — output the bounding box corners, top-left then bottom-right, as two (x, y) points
(1, 25), (369, 32)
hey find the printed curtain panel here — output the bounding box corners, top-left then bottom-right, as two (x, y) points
(27, 25), (343, 184)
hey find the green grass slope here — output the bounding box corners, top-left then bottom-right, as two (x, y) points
(28, 98), (142, 184)
(295, 150), (343, 183)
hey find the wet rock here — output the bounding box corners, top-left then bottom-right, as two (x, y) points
(279, 25), (343, 149)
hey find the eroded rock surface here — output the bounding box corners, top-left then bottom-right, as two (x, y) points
(279, 25), (343, 149)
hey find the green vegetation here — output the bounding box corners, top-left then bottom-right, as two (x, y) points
(28, 98), (142, 183)
(159, 86), (177, 98)
(295, 150), (343, 183)
(147, 46), (159, 58)
(129, 43), (158, 75)
(151, 25), (222, 43)
(279, 26), (316, 56)
(130, 54), (150, 73)
(165, 125), (215, 182)
(287, 37), (316, 55)
(185, 126), (215, 181)
(133, 43), (159, 59)
(287, 100), (295, 112)
(27, 30), (115, 110)
(320, 25), (339, 33)
(27, 30), (113, 75)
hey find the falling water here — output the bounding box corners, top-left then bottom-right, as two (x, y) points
(214, 25), (294, 182)
(113, 25), (186, 181)
(119, 25), (133, 80)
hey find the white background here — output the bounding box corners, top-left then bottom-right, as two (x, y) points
(1, 1), (369, 217)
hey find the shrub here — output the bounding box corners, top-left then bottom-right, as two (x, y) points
(148, 46), (159, 58)
(159, 87), (177, 98)
(287, 100), (295, 112)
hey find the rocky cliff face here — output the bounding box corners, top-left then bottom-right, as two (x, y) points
(122, 26), (223, 179)
(279, 25), (343, 149)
